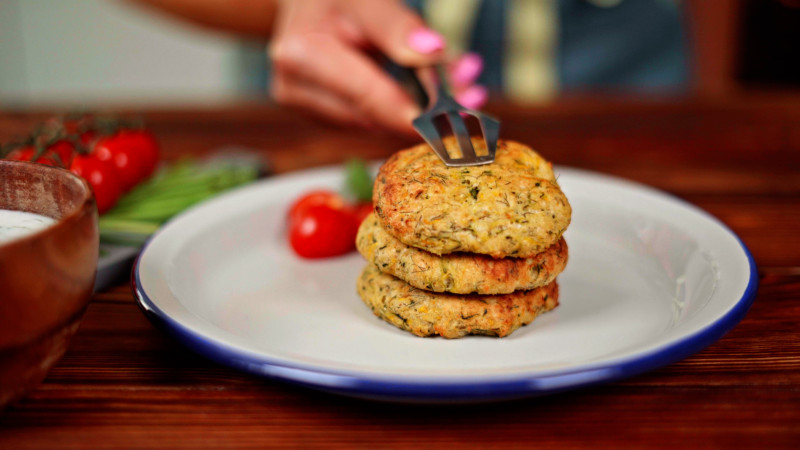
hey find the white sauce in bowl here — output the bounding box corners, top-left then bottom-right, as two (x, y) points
(0, 209), (56, 244)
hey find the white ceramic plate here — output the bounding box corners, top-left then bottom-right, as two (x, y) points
(134, 166), (757, 402)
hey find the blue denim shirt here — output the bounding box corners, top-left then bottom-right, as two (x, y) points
(251, 0), (689, 95)
(408, 0), (689, 93)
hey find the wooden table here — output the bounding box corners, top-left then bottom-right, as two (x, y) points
(1, 97), (799, 447)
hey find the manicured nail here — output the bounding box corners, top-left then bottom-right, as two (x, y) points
(451, 53), (483, 87)
(456, 85), (488, 110)
(408, 27), (445, 54)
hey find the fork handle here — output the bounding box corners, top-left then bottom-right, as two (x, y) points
(433, 64), (453, 98)
(383, 59), (430, 109)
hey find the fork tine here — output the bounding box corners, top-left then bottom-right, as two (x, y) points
(446, 112), (476, 160)
(412, 116), (450, 162)
(478, 114), (500, 159)
(399, 62), (499, 167)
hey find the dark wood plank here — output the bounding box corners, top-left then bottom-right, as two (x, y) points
(681, 195), (800, 268)
(2, 388), (799, 448)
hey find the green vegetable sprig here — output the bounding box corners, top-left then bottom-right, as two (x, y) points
(99, 159), (258, 245)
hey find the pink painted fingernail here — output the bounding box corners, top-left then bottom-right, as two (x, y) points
(408, 27), (445, 54)
(451, 53), (483, 87)
(456, 85), (488, 110)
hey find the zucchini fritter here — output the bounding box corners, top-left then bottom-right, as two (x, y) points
(357, 212), (567, 294)
(374, 138), (571, 258)
(357, 264), (559, 339)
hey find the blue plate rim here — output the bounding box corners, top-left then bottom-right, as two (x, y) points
(131, 169), (759, 402)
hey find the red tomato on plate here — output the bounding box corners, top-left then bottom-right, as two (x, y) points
(70, 154), (123, 214)
(288, 190), (346, 224)
(289, 203), (357, 258)
(350, 202), (374, 226)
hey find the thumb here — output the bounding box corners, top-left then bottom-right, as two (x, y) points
(346, 0), (446, 67)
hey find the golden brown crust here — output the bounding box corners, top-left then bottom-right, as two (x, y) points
(374, 138), (571, 258)
(357, 264), (559, 339)
(357, 212), (568, 294)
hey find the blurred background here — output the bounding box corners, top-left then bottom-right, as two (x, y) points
(1, 0), (798, 108)
(0, 0), (263, 106)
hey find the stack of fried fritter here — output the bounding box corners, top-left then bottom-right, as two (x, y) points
(356, 139), (571, 338)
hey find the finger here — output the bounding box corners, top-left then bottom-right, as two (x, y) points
(273, 34), (420, 134)
(270, 1), (419, 134)
(455, 84), (488, 110)
(450, 53), (484, 88)
(332, 11), (368, 47)
(271, 75), (372, 128)
(346, 0), (445, 66)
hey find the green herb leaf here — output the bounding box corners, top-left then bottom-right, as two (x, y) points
(344, 158), (373, 202)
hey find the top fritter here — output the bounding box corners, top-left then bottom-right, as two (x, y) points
(374, 138), (571, 258)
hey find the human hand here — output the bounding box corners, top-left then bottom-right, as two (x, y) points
(269, 0), (486, 135)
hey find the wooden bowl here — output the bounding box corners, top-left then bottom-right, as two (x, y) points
(0, 160), (98, 408)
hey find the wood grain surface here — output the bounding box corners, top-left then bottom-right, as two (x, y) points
(1, 96), (799, 448)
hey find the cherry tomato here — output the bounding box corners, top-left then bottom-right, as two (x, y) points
(61, 117), (98, 147)
(288, 190), (346, 224)
(92, 136), (142, 191)
(289, 204), (357, 258)
(350, 202), (374, 226)
(79, 130), (97, 146)
(48, 140), (76, 167)
(92, 129), (159, 191)
(70, 154), (123, 214)
(123, 129), (160, 179)
(6, 147), (40, 163)
(6, 146), (62, 167)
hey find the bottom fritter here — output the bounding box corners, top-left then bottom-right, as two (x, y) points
(357, 264), (559, 339)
